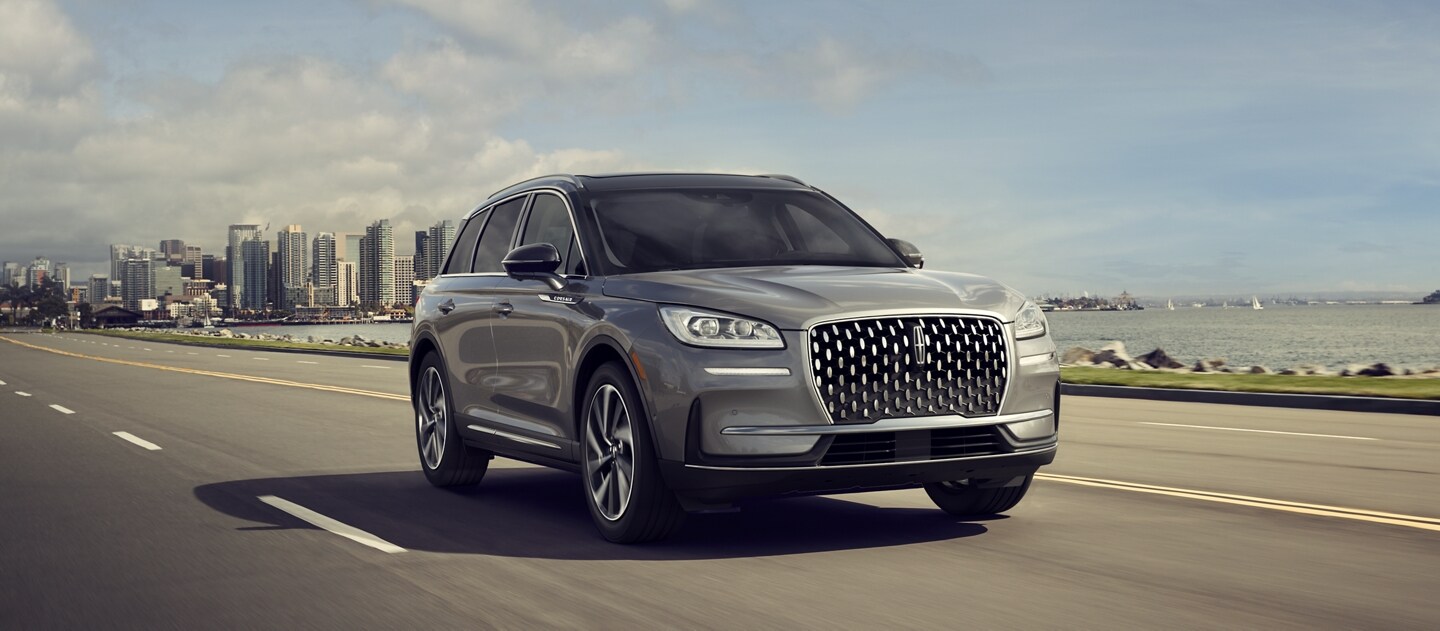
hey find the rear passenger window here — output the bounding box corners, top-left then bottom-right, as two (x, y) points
(443, 212), (485, 275)
(472, 197), (525, 273)
(519, 193), (582, 275)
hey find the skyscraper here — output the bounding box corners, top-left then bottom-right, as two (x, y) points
(240, 238), (269, 311)
(414, 231), (428, 280)
(359, 219), (394, 307)
(227, 225), (262, 311)
(276, 225), (308, 310)
(394, 255), (415, 305)
(52, 262), (70, 292)
(423, 219), (456, 281)
(160, 239), (185, 265)
(87, 275), (109, 305)
(183, 246), (203, 279)
(312, 232), (337, 305)
(26, 257), (50, 288)
(120, 258), (154, 312)
(337, 261), (357, 307)
(110, 244), (154, 293)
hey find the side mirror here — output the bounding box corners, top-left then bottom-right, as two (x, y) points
(502, 243), (566, 290)
(888, 238), (924, 268)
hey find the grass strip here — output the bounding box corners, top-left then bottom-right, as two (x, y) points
(79, 329), (407, 356)
(1061, 367), (1440, 400)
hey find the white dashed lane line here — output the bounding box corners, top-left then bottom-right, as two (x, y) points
(1139, 422), (1377, 441)
(0, 379), (6, 385)
(297, 360), (318, 365)
(361, 365), (391, 370)
(49, 404), (75, 415)
(258, 495), (405, 554)
(15, 391), (32, 397)
(253, 357), (270, 361)
(113, 431), (162, 451)
(187, 352), (198, 355)
(216, 354), (231, 358)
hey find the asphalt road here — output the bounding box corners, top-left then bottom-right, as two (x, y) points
(2, 330), (1436, 629)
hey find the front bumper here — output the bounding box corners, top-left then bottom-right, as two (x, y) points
(659, 444), (1056, 508)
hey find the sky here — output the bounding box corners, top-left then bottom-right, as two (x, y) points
(1, 0), (1437, 298)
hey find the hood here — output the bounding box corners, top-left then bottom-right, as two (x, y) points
(602, 266), (1027, 330)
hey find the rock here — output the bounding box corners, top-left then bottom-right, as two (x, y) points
(1340, 364), (1366, 377)
(1357, 363), (1394, 377)
(339, 336), (355, 346)
(307, 336), (317, 343)
(1278, 368), (1299, 375)
(353, 334), (368, 343)
(217, 329), (234, 338)
(1248, 365), (1272, 374)
(1092, 341), (1135, 368)
(1060, 347), (1095, 366)
(367, 341), (383, 347)
(1192, 358), (1226, 373)
(1137, 348), (1185, 370)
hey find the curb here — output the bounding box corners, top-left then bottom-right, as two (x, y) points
(1061, 383), (1440, 417)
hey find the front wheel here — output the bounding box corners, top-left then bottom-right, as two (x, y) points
(581, 363), (684, 543)
(923, 474), (1033, 516)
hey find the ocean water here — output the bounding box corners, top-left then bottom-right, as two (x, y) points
(1047, 304), (1440, 372)
(231, 305), (1440, 372)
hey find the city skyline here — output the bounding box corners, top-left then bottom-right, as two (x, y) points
(2, 1), (1439, 296)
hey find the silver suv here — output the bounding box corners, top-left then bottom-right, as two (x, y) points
(410, 173), (1059, 543)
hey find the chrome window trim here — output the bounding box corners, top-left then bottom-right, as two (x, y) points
(515, 189), (592, 279)
(435, 186), (592, 280)
(721, 409), (1050, 436)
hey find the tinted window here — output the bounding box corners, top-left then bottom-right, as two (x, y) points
(472, 197), (525, 273)
(442, 212), (485, 274)
(519, 193), (581, 275)
(587, 189), (902, 274)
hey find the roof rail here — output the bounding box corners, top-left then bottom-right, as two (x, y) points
(487, 174), (583, 199)
(757, 173), (809, 187)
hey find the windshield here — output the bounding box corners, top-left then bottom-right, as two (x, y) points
(587, 189), (904, 274)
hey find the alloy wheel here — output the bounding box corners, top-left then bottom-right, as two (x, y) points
(417, 366), (447, 469)
(585, 383), (635, 521)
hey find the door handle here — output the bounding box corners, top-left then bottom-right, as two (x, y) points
(495, 302), (514, 316)
(437, 299), (456, 314)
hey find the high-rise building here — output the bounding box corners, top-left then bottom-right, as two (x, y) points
(87, 275), (109, 304)
(51, 262), (70, 292)
(359, 219), (394, 307)
(154, 265), (184, 298)
(276, 224), (308, 310)
(227, 225), (263, 310)
(239, 237), (269, 311)
(26, 257), (50, 288)
(183, 246), (203, 279)
(160, 239), (185, 265)
(2, 261), (18, 287)
(120, 258), (154, 312)
(424, 220), (456, 281)
(337, 261), (358, 307)
(343, 234), (363, 263)
(312, 232), (337, 305)
(414, 231), (428, 280)
(205, 255), (223, 285)
(110, 244), (155, 288)
(394, 255), (415, 305)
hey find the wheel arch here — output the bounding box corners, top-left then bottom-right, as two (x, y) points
(409, 331), (441, 390)
(573, 335), (655, 443)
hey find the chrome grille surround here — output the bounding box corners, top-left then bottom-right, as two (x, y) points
(807, 315), (1009, 424)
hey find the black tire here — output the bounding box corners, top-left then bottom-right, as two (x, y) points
(580, 363), (685, 543)
(414, 352), (490, 488)
(923, 474), (1033, 516)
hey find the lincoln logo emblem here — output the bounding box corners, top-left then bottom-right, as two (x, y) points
(911, 324), (929, 365)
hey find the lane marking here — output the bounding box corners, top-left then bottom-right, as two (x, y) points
(49, 404), (75, 415)
(15, 391), (32, 397)
(187, 352), (198, 355)
(0, 336), (407, 402)
(297, 360), (319, 365)
(1037, 473), (1440, 532)
(1139, 422), (1376, 441)
(216, 354), (231, 358)
(258, 495), (405, 553)
(361, 365), (391, 370)
(253, 357), (270, 361)
(0, 379), (6, 385)
(166, 350), (174, 353)
(143, 348), (152, 351)
(113, 431), (162, 451)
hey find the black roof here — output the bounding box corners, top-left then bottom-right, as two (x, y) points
(481, 172), (812, 207)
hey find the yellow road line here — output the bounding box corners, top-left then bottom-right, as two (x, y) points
(0, 335), (408, 402)
(1037, 473), (1440, 533)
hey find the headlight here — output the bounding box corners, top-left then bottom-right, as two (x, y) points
(1015, 301), (1048, 340)
(659, 306), (785, 349)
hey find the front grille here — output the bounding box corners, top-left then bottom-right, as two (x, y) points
(808, 316), (1008, 424)
(820, 426), (1007, 466)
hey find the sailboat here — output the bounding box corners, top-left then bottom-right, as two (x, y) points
(1251, 295), (1264, 310)
(1166, 299), (1175, 311)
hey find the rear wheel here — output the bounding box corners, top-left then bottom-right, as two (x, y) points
(923, 475), (1033, 516)
(581, 363), (684, 543)
(414, 353), (490, 488)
